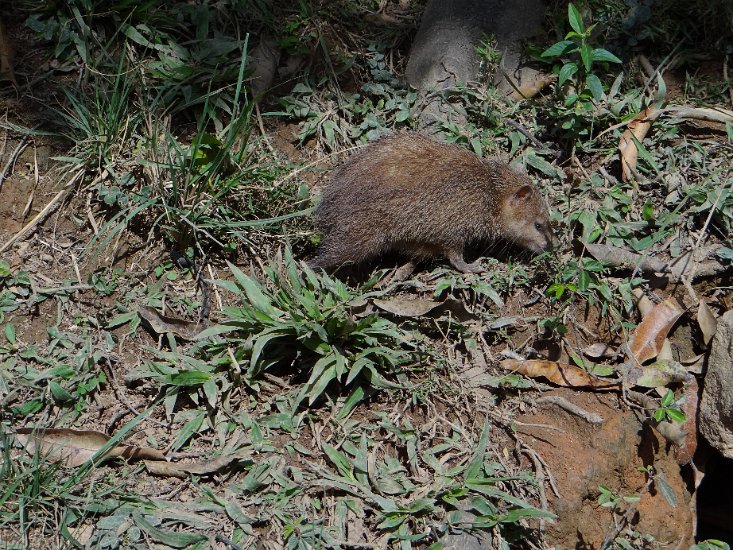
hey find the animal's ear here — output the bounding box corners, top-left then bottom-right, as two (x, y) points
(511, 185), (534, 204)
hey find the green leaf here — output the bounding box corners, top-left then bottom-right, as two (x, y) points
(629, 133), (660, 174)
(465, 423), (491, 481)
(323, 444), (355, 482)
(106, 311), (137, 329)
(591, 48), (622, 64)
(558, 62), (578, 86)
(655, 472), (678, 508)
(133, 514), (207, 548)
(249, 328), (287, 376)
(337, 385), (367, 420)
(567, 3), (584, 35)
(172, 410), (206, 452)
(122, 24), (155, 48)
(654, 71), (667, 109)
(665, 408), (686, 423)
(167, 371), (211, 386)
(642, 201), (655, 222)
(540, 40), (576, 59)
(525, 151), (559, 177)
(585, 74), (603, 101)
(577, 270), (591, 292)
(5, 323), (15, 344)
(580, 43), (593, 72)
(49, 381), (74, 403)
(227, 262), (280, 318)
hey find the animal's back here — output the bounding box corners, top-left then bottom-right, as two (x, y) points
(312, 132), (555, 272)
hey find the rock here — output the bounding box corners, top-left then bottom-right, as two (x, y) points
(405, 0), (546, 112)
(516, 388), (693, 546)
(699, 309), (733, 457)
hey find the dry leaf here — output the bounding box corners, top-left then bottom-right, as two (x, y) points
(500, 359), (619, 390)
(144, 450), (252, 478)
(629, 297), (684, 364)
(583, 342), (617, 359)
(15, 428), (165, 467)
(619, 105), (655, 181)
(373, 296), (476, 321)
(628, 360), (693, 388)
(509, 72), (557, 100)
(696, 301), (718, 346)
(138, 306), (205, 340)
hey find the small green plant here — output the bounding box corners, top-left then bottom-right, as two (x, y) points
(540, 3), (622, 138)
(546, 258), (615, 312)
(597, 485), (641, 511)
(541, 3), (622, 102)
(270, 48), (417, 151)
(195, 250), (415, 410)
(653, 390), (686, 423)
(0, 260), (34, 324)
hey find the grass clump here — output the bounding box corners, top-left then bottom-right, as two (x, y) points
(197, 250), (416, 410)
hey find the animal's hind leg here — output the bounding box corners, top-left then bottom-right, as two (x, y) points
(444, 248), (484, 274)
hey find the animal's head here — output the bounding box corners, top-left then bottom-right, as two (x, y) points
(500, 176), (558, 254)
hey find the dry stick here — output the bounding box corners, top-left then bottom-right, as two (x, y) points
(504, 119), (558, 156)
(254, 102), (275, 155)
(535, 395), (604, 424)
(0, 135), (29, 190)
(679, 175), (733, 304)
(22, 143), (40, 219)
(520, 444), (551, 527)
(0, 168), (85, 254)
(272, 143), (364, 188)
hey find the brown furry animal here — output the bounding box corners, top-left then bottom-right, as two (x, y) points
(311, 133), (557, 273)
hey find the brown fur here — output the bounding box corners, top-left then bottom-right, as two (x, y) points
(311, 133), (557, 273)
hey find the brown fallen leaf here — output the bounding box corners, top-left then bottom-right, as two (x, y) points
(508, 72), (557, 100)
(628, 360), (693, 388)
(144, 449), (252, 478)
(15, 428), (165, 467)
(499, 359), (619, 390)
(619, 105), (655, 181)
(137, 306), (205, 341)
(373, 296), (477, 321)
(583, 342), (617, 359)
(697, 300), (718, 346)
(629, 297), (684, 364)
(0, 18), (16, 85)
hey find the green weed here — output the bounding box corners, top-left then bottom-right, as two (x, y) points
(195, 250), (415, 410)
(540, 3), (623, 141)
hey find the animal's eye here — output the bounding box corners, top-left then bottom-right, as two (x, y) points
(534, 222), (543, 231)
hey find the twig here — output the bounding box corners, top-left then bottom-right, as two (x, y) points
(505, 119), (558, 156)
(536, 395), (604, 424)
(0, 135), (29, 191)
(0, 168), (84, 253)
(272, 143), (364, 188)
(254, 102), (275, 155)
(215, 533), (244, 550)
